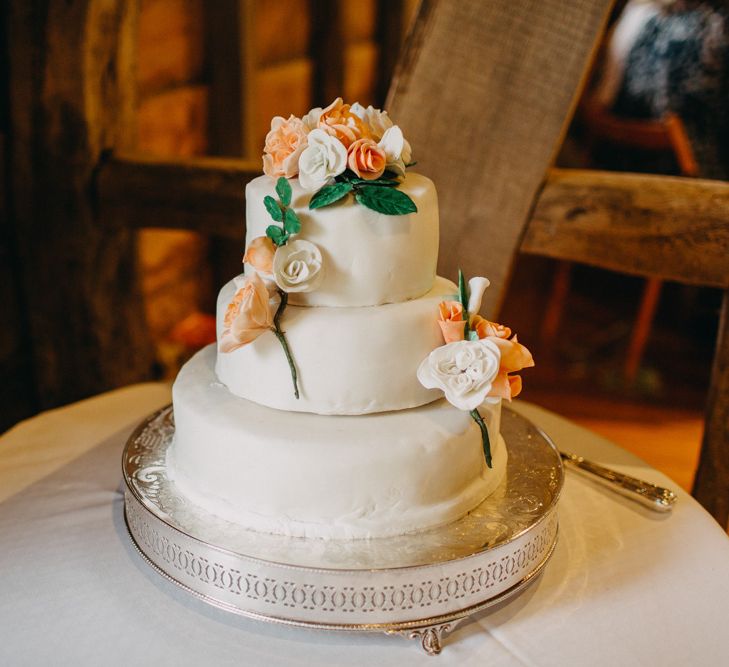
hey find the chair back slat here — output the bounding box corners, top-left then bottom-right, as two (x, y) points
(582, 103), (700, 176)
(387, 0), (614, 317)
(523, 169), (729, 288)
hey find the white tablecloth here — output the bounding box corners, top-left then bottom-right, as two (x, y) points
(2, 383), (729, 666)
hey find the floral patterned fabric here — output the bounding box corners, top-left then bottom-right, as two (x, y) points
(612, 3), (729, 179)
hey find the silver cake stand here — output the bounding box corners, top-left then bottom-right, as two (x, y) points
(122, 405), (563, 655)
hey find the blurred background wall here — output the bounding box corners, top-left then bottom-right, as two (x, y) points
(133, 0), (419, 378)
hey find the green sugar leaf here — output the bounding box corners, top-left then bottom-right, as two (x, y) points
(355, 186), (418, 216)
(350, 178), (399, 187)
(283, 208), (301, 234)
(264, 195), (283, 221)
(458, 269), (469, 309)
(275, 177), (292, 207)
(266, 225), (286, 246)
(309, 182), (353, 209)
(335, 169), (358, 182)
(458, 269), (470, 338)
(470, 408), (492, 468)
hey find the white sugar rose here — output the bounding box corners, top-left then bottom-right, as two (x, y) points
(297, 129), (348, 191)
(350, 103), (393, 140)
(417, 339), (501, 411)
(302, 107), (322, 131)
(273, 239), (324, 293)
(401, 136), (412, 165)
(378, 125), (412, 175)
(350, 102), (367, 118)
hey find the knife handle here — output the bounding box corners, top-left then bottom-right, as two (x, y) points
(560, 451), (677, 513)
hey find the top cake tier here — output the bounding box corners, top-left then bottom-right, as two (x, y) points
(244, 172), (439, 307)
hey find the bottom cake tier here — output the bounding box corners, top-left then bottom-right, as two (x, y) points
(167, 345), (507, 539)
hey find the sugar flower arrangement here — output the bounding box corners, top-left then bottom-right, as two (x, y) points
(262, 98), (417, 216)
(220, 99), (418, 398)
(417, 272), (534, 467)
(220, 177), (312, 398)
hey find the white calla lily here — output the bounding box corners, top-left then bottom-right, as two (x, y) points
(467, 276), (490, 315)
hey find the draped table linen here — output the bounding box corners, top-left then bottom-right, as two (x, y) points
(2, 383), (729, 666)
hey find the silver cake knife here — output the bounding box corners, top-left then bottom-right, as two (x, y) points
(560, 451), (678, 513)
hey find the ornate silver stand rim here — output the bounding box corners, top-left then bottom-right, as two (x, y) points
(123, 406), (563, 655)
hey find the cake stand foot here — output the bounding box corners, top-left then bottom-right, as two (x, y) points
(390, 619), (464, 655)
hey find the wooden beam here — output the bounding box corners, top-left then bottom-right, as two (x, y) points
(522, 169), (729, 288)
(99, 157), (729, 290)
(97, 153), (260, 239)
(692, 290), (729, 530)
(375, 0), (405, 107)
(310, 0), (343, 106)
(8, 0), (154, 409)
(205, 0), (257, 159)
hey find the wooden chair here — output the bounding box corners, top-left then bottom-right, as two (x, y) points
(6, 0), (729, 528)
(542, 101), (700, 383)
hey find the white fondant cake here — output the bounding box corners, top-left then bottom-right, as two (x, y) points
(166, 99), (533, 540)
(170, 346), (505, 539)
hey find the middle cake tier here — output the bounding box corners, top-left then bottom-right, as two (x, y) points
(216, 275), (456, 415)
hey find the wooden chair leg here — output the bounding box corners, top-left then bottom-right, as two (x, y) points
(540, 261), (572, 348)
(692, 289), (729, 531)
(624, 277), (663, 384)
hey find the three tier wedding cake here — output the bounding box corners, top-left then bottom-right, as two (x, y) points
(167, 99), (533, 539)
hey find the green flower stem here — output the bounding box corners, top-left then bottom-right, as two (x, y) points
(458, 269), (470, 339)
(272, 290), (299, 399)
(470, 408), (492, 468)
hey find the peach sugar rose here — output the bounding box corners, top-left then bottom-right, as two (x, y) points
(243, 236), (276, 274)
(438, 300), (467, 344)
(486, 335), (534, 400)
(471, 315), (512, 340)
(219, 272), (273, 353)
(318, 98), (369, 148)
(347, 138), (387, 180)
(263, 115), (308, 178)
(436, 306), (533, 400)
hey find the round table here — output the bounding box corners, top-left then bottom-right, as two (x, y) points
(2, 383), (728, 665)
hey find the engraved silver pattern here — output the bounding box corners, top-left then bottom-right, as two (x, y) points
(123, 406), (562, 653)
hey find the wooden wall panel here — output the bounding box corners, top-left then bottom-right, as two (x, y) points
(137, 86), (209, 156)
(342, 0), (378, 42)
(136, 0), (212, 368)
(138, 0), (204, 95)
(8, 0), (154, 408)
(256, 59), (313, 148)
(344, 42), (379, 105)
(256, 0), (311, 66)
